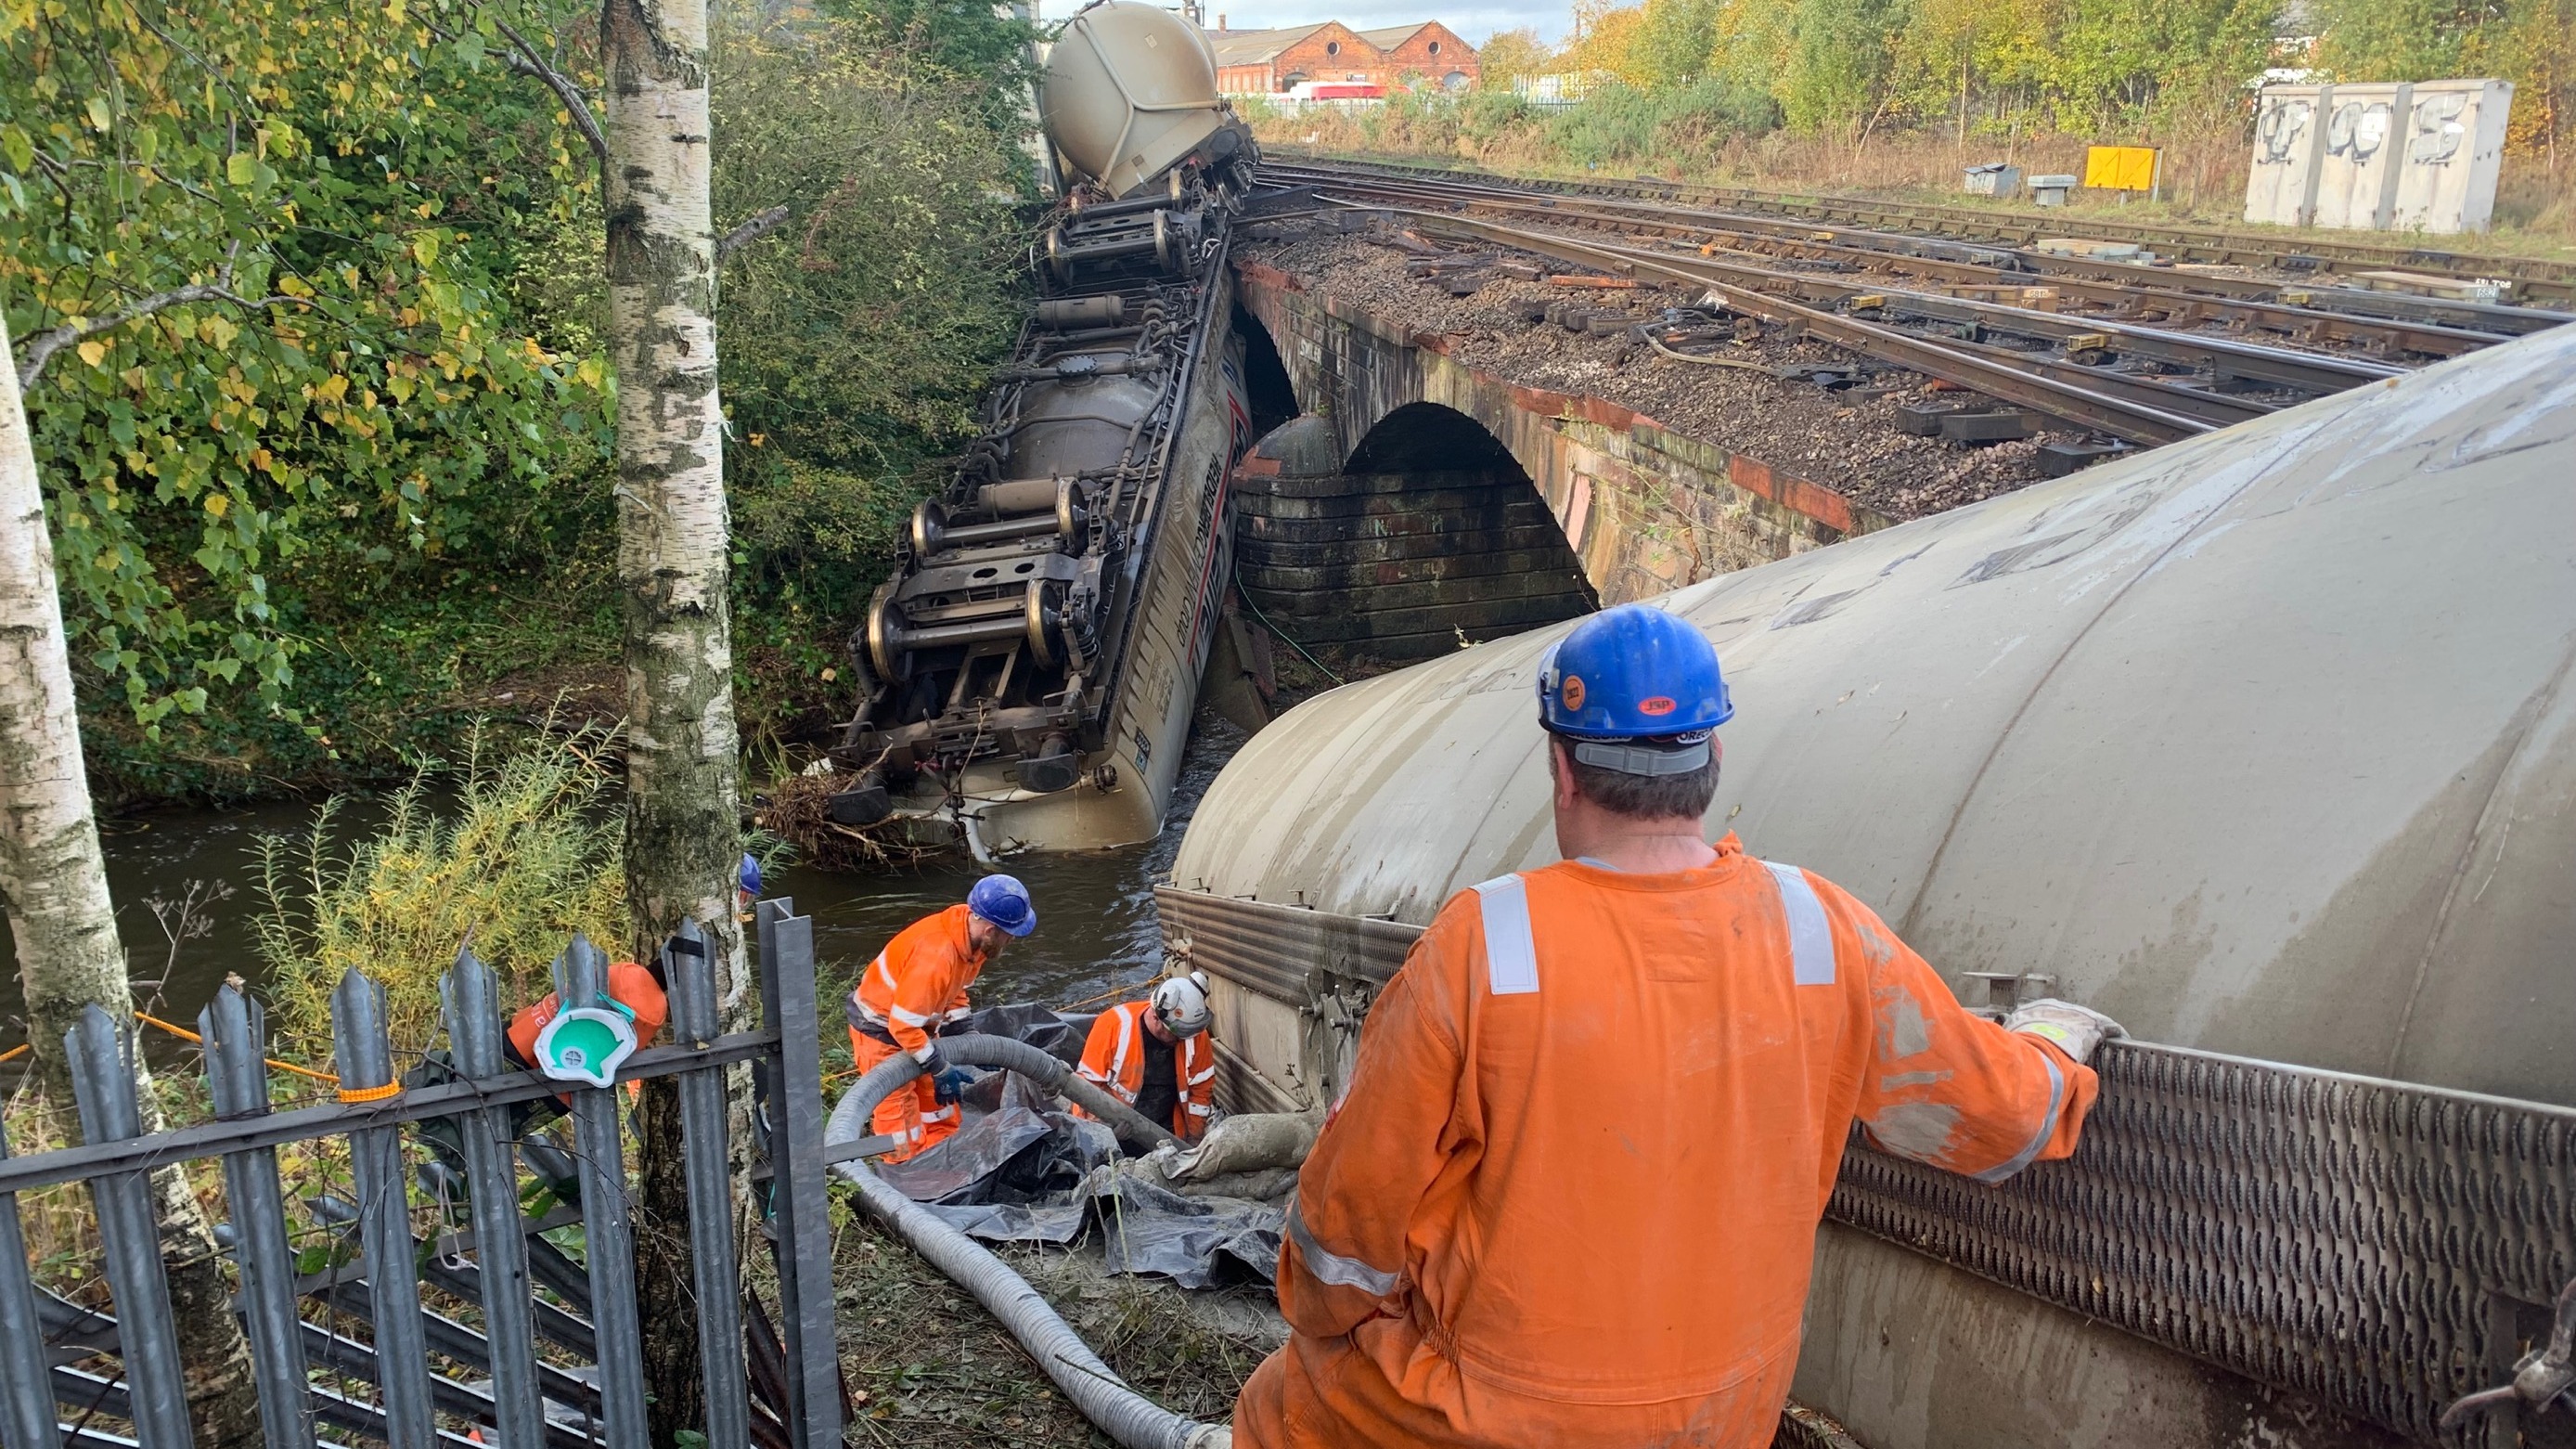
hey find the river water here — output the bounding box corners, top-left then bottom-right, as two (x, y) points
(0, 710), (1251, 1066)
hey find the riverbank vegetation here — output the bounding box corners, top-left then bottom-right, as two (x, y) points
(1255, 0), (2573, 242)
(1, 0), (1034, 808)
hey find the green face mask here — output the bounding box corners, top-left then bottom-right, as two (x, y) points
(532, 999), (640, 1089)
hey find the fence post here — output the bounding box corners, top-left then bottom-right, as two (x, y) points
(63, 1005), (191, 1449)
(330, 970), (436, 1449)
(0, 1119), (61, 1449)
(558, 935), (648, 1448)
(199, 986), (316, 1449)
(756, 899), (841, 1449)
(665, 918), (751, 1449)
(440, 946), (547, 1449)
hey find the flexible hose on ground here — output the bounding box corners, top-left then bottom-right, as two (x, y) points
(826, 1034), (1228, 1449)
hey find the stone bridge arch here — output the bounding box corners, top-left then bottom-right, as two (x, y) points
(1231, 259), (1887, 609)
(1230, 397), (1597, 665)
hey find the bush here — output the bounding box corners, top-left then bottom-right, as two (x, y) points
(252, 724), (628, 1054)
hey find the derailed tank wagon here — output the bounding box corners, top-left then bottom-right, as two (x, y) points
(829, 2), (1257, 853)
(1160, 328), (2576, 1447)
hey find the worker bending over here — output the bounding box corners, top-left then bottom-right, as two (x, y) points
(1232, 603), (2120, 1449)
(846, 874), (1037, 1161)
(1075, 971), (1217, 1144)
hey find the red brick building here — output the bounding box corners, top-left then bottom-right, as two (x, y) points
(1210, 19), (1479, 95)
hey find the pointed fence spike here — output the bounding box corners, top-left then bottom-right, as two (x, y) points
(0, 1120), (62, 1449)
(197, 985), (316, 1449)
(66, 1006), (191, 1449)
(438, 940), (546, 1449)
(329, 970), (434, 1449)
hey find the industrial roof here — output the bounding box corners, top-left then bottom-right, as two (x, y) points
(1354, 23), (1431, 47)
(1209, 24), (1328, 65)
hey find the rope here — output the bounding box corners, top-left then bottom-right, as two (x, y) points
(134, 1010), (343, 1085)
(335, 1080), (403, 1105)
(1235, 589), (1346, 687)
(0, 1044), (27, 1064)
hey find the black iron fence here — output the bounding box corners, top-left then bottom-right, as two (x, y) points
(0, 897), (843, 1449)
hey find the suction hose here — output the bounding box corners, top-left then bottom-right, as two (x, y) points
(826, 1034), (1230, 1449)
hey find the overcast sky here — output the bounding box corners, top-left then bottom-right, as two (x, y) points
(1036, 0), (1575, 46)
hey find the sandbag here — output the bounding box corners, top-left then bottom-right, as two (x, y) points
(1165, 1110), (1322, 1183)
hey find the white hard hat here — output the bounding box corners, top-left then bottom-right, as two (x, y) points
(1153, 971), (1212, 1036)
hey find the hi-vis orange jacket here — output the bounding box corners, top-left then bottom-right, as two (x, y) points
(1075, 1000), (1217, 1140)
(845, 905), (988, 1161)
(1232, 835), (2098, 1449)
(847, 904), (985, 1065)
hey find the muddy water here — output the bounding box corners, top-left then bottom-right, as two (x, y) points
(0, 711), (1251, 1064)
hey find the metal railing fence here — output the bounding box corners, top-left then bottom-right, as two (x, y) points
(0, 897), (842, 1449)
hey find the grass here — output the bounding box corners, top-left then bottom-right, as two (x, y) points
(831, 1198), (1276, 1446)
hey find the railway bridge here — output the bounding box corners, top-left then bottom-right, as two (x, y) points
(1227, 258), (1887, 661)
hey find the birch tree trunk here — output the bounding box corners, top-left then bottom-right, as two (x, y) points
(0, 320), (263, 1444)
(600, 3), (748, 1443)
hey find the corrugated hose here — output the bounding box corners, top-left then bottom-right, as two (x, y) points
(827, 1034), (1230, 1449)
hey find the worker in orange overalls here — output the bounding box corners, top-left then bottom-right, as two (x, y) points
(845, 874), (1037, 1161)
(1074, 971), (1217, 1144)
(1230, 603), (2122, 1449)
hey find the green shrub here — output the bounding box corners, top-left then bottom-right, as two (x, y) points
(252, 724), (627, 1054)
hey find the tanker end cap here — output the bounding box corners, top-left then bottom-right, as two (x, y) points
(1040, 0), (1232, 198)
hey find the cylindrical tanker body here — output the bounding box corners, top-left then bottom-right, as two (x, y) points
(1041, 1), (1247, 200)
(1161, 329), (2576, 1448)
(828, 2), (1258, 850)
(1174, 325), (2576, 1107)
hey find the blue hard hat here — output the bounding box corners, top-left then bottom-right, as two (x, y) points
(739, 853), (763, 899)
(1536, 605), (1732, 770)
(967, 874), (1037, 937)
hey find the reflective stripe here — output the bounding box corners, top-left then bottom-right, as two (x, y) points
(1472, 874), (1539, 995)
(1187, 1067), (1217, 1085)
(1970, 1048), (2067, 1184)
(1763, 860), (1836, 986)
(871, 952), (900, 995)
(889, 1003), (933, 1027)
(1186, 1103), (1214, 1115)
(908, 1041), (938, 1064)
(1287, 1204), (1399, 1296)
(921, 1104), (959, 1123)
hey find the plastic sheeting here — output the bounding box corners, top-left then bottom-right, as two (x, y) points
(873, 1021), (1285, 1289)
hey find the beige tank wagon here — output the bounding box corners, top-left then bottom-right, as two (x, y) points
(1161, 326), (2576, 1447)
(828, 3), (1258, 854)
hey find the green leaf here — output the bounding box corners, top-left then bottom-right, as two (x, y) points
(0, 124), (30, 173)
(84, 95), (111, 133)
(225, 150), (257, 187)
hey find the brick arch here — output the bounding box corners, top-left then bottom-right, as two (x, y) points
(1230, 258), (1888, 606)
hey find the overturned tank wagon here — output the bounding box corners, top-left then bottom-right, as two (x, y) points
(828, 1), (1259, 853)
(1160, 328), (2576, 1447)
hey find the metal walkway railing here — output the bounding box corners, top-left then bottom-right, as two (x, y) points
(0, 897), (844, 1449)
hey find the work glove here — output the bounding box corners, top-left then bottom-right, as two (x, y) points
(2003, 998), (2124, 1066)
(920, 1047), (975, 1106)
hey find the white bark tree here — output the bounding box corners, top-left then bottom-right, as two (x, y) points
(1, 317), (263, 1443)
(599, 1), (751, 1440)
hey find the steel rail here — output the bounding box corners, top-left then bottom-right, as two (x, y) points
(1264, 164), (2528, 359)
(1331, 204), (2217, 445)
(1262, 149), (2576, 303)
(1542, 227), (2402, 395)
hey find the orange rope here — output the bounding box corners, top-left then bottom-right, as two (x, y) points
(134, 1010), (342, 1085)
(335, 1080), (403, 1105)
(0, 1044), (27, 1064)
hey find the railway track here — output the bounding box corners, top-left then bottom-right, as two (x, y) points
(1253, 161), (2565, 448)
(1262, 150), (2576, 307)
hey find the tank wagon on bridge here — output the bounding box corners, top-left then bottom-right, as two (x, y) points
(1158, 329), (2576, 1448)
(827, 2), (1257, 853)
